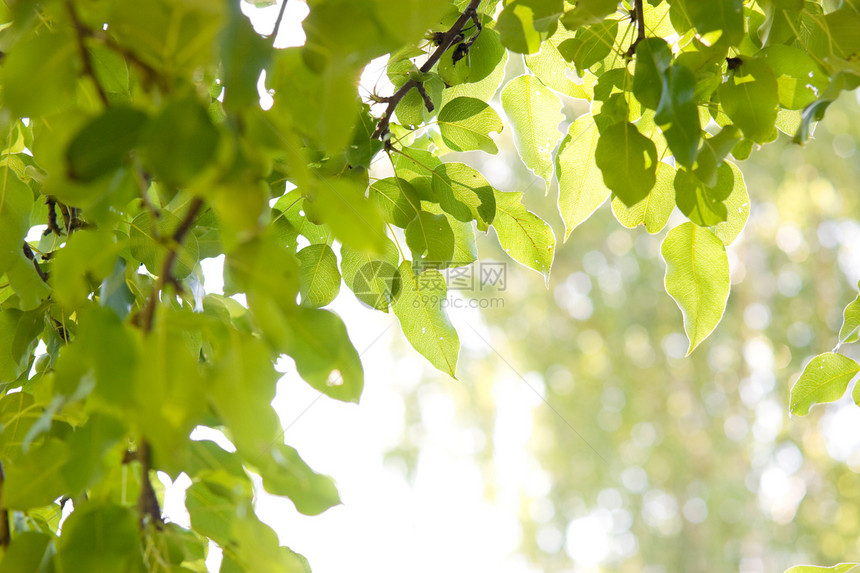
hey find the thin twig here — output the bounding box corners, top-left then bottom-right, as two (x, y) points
(0, 462), (9, 549)
(45, 197), (62, 236)
(415, 83), (434, 112)
(627, 0), (646, 57)
(22, 242), (49, 283)
(371, 0), (482, 140)
(137, 196), (204, 333)
(66, 0), (109, 106)
(136, 440), (163, 528)
(270, 0), (289, 47)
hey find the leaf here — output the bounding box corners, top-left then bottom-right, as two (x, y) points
(56, 503), (144, 573)
(694, 125), (741, 188)
(759, 45), (828, 110)
(405, 211), (455, 269)
(66, 108), (148, 181)
(0, 309), (43, 384)
(712, 160), (749, 245)
(560, 0), (619, 29)
(655, 64), (701, 168)
(497, 0), (564, 54)
(718, 57), (779, 144)
(492, 190), (555, 281)
(129, 211), (200, 280)
(297, 244), (341, 308)
(839, 284), (860, 345)
(501, 74), (564, 186)
(437, 97), (503, 154)
(369, 177), (421, 228)
(632, 38), (673, 110)
(257, 444), (341, 516)
(139, 97), (220, 187)
(661, 222), (730, 354)
(674, 164), (733, 227)
(784, 564), (860, 573)
(221, 2), (272, 110)
(431, 162), (496, 230)
(392, 261), (459, 377)
(611, 161), (675, 233)
(524, 27), (593, 100)
(558, 19), (619, 72)
(51, 229), (121, 310)
(231, 511), (313, 572)
(272, 308), (364, 403)
(0, 531), (53, 573)
(668, 0), (743, 47)
(595, 122), (658, 207)
(341, 239), (401, 311)
(2, 438), (69, 509)
(789, 353), (860, 416)
(556, 115), (610, 240)
(307, 178), (389, 254)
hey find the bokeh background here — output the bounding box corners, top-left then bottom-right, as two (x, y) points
(158, 3), (860, 572)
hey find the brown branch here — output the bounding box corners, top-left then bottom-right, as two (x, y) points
(270, 0), (289, 47)
(66, 0), (109, 106)
(137, 196), (204, 333)
(44, 197), (62, 236)
(371, 0), (482, 140)
(626, 0), (647, 57)
(0, 462), (9, 549)
(136, 440), (163, 528)
(415, 83), (434, 112)
(22, 242), (49, 283)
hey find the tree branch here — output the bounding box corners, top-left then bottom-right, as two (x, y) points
(270, 0), (289, 47)
(627, 0), (647, 57)
(137, 196), (204, 333)
(66, 0), (109, 106)
(136, 440), (163, 528)
(371, 0), (482, 140)
(22, 242), (49, 283)
(0, 462), (10, 549)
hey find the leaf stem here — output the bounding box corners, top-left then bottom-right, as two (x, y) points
(371, 0), (482, 140)
(270, 0), (289, 47)
(626, 0), (646, 57)
(66, 0), (109, 106)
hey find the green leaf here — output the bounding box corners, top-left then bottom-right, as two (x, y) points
(273, 307), (364, 403)
(88, 43), (129, 96)
(341, 239), (401, 311)
(66, 108), (148, 182)
(661, 222), (730, 354)
(497, 0), (563, 54)
(674, 164), (733, 227)
(558, 19), (619, 72)
(423, 202), (478, 267)
(257, 443), (341, 516)
(226, 237), (299, 307)
(759, 45), (828, 110)
(369, 177), (421, 228)
(694, 125), (740, 188)
(0, 531), (53, 573)
(556, 115), (610, 240)
(611, 161), (675, 233)
(297, 244), (341, 308)
(560, 0), (619, 29)
(839, 284), (860, 345)
(595, 122), (658, 207)
(231, 511), (313, 572)
(392, 261), (459, 377)
(437, 97), (503, 154)
(3, 438), (70, 509)
(405, 211), (455, 269)
(439, 26), (506, 87)
(56, 503), (144, 573)
(524, 27), (593, 100)
(221, 3), (272, 110)
(718, 57), (779, 144)
(99, 258), (135, 320)
(788, 353), (860, 416)
(431, 162), (496, 230)
(784, 565), (860, 573)
(757, 0), (804, 46)
(668, 0), (743, 47)
(51, 229), (121, 310)
(273, 190), (333, 246)
(129, 211), (200, 280)
(0, 309), (43, 385)
(187, 480), (248, 547)
(307, 178), (389, 254)
(655, 64), (700, 168)
(0, 28), (78, 118)
(139, 98), (220, 187)
(633, 38), (673, 110)
(61, 413), (125, 493)
(712, 160), (749, 245)
(501, 75), (564, 186)
(492, 190), (555, 280)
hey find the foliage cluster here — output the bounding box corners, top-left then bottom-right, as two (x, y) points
(0, 0), (858, 571)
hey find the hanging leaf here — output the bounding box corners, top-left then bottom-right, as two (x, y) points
(297, 244), (341, 308)
(492, 190), (555, 281)
(437, 97), (503, 153)
(789, 353), (860, 416)
(501, 74), (564, 187)
(556, 115), (610, 239)
(595, 121), (658, 207)
(661, 222), (730, 354)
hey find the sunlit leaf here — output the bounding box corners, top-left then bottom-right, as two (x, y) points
(789, 353), (860, 416)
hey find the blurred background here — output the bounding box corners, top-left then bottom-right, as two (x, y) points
(167, 3), (860, 572)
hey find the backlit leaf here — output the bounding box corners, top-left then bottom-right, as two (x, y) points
(788, 353), (860, 416)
